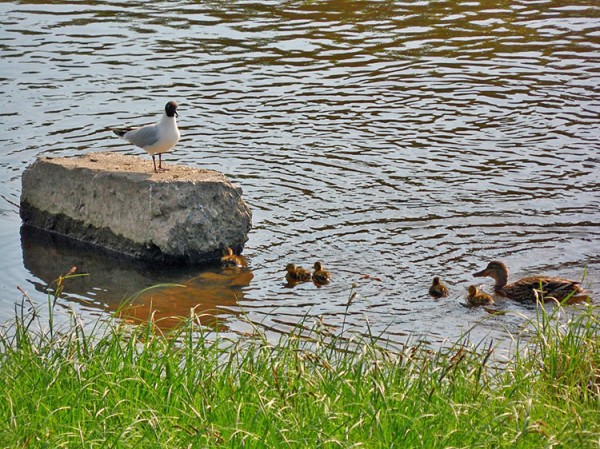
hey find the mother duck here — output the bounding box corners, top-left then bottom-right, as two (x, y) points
(473, 260), (588, 303)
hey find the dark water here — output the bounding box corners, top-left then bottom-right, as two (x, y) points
(1, 0), (599, 345)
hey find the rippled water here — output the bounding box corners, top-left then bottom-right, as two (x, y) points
(1, 0), (599, 346)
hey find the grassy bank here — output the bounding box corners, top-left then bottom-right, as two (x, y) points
(0, 276), (598, 448)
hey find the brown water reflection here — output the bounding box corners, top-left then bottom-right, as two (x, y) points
(117, 268), (253, 331)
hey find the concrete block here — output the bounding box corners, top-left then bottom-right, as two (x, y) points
(20, 152), (252, 265)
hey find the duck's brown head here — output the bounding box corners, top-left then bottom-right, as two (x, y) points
(473, 260), (509, 288)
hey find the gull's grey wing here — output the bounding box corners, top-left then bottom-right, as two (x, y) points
(125, 124), (160, 148)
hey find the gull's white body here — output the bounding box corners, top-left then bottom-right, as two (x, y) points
(112, 101), (180, 172)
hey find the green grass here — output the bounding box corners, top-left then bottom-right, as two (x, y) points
(0, 273), (598, 448)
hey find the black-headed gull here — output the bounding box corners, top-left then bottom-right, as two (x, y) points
(111, 101), (180, 173)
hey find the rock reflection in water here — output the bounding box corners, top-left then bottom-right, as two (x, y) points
(20, 225), (252, 330)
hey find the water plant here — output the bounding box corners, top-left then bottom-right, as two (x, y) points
(0, 272), (598, 448)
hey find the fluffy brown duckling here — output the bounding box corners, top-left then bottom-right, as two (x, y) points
(429, 276), (448, 298)
(285, 263), (312, 283)
(220, 247), (247, 268)
(466, 285), (495, 306)
(312, 261), (331, 285)
(473, 260), (587, 303)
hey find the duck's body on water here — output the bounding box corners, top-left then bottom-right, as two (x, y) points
(473, 260), (587, 302)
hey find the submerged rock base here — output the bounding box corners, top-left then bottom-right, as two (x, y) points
(20, 152), (252, 265)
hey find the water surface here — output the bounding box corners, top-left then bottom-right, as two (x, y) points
(1, 0), (599, 346)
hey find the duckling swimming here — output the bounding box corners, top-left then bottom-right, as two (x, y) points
(285, 263), (312, 283)
(429, 276), (448, 298)
(220, 247), (247, 268)
(312, 261), (331, 285)
(473, 260), (587, 303)
(466, 285), (495, 306)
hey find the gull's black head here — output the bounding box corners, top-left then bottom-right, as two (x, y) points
(165, 101), (178, 118)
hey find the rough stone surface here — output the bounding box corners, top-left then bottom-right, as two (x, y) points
(20, 152), (252, 265)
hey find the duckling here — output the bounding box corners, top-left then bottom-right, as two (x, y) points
(220, 247), (247, 268)
(312, 261), (331, 285)
(466, 285), (495, 306)
(285, 263), (312, 283)
(473, 260), (587, 303)
(429, 276), (448, 298)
